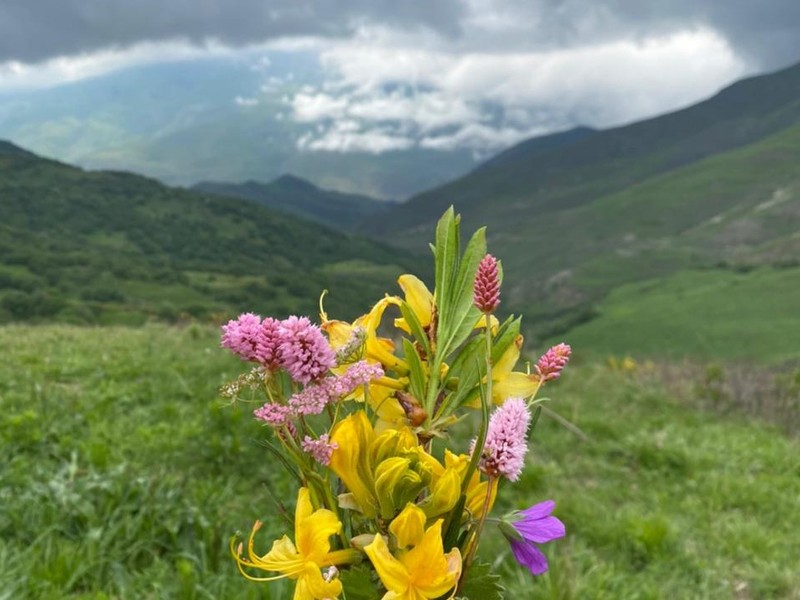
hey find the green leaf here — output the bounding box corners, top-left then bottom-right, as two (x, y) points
(439, 227), (487, 357)
(341, 564), (381, 600)
(458, 562), (505, 600)
(398, 299), (431, 358)
(403, 338), (427, 402)
(434, 207), (458, 331)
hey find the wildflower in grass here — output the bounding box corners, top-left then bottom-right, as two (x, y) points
(253, 402), (293, 427)
(364, 503), (461, 600)
(499, 500), (565, 575)
(473, 254), (500, 314)
(232, 487), (359, 599)
(536, 343), (572, 382)
(221, 313), (264, 361)
(474, 397), (531, 482)
(279, 316), (336, 384)
(302, 434), (338, 466)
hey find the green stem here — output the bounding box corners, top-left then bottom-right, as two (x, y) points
(461, 312), (493, 495)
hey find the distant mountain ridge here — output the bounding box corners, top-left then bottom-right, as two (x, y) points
(0, 142), (419, 325)
(192, 175), (395, 232)
(366, 60), (800, 346)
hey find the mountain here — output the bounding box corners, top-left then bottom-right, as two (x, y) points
(0, 56), (479, 199)
(0, 143), (421, 325)
(192, 175), (395, 232)
(367, 61), (800, 351)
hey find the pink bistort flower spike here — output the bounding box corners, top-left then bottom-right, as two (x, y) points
(220, 313), (263, 362)
(536, 343), (572, 382)
(475, 397), (531, 482)
(473, 253), (500, 314)
(302, 434), (338, 466)
(255, 317), (282, 368)
(328, 360), (385, 398)
(278, 316), (337, 385)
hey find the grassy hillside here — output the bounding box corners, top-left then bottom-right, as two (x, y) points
(2, 325), (798, 598)
(551, 267), (800, 363)
(193, 175), (395, 232)
(0, 142), (419, 325)
(362, 62), (800, 353)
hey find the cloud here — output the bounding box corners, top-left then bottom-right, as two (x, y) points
(234, 96), (259, 107)
(289, 25), (747, 155)
(0, 0), (464, 64)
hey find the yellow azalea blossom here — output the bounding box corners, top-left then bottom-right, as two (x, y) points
(394, 274), (499, 336)
(491, 334), (542, 404)
(365, 504), (462, 600)
(232, 487), (359, 600)
(329, 411), (379, 518)
(466, 334), (540, 407)
(443, 450), (497, 518)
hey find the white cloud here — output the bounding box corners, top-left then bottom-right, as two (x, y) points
(0, 39), (240, 92)
(289, 24), (747, 154)
(234, 95), (259, 106)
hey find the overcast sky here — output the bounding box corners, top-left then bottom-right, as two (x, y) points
(1, 0), (798, 154)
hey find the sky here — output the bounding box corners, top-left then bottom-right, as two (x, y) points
(1, 0), (799, 155)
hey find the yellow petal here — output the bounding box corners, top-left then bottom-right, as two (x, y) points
(402, 521), (460, 597)
(295, 563), (342, 600)
(397, 274), (433, 327)
(329, 412), (378, 518)
(390, 503), (427, 549)
(422, 467), (461, 518)
(365, 534), (411, 596)
(295, 510), (341, 564)
(492, 371), (540, 404)
(321, 319), (354, 350)
(493, 334), (524, 377)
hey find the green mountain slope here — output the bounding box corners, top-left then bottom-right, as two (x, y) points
(192, 175), (395, 232)
(553, 267), (800, 363)
(0, 142), (419, 325)
(363, 62), (800, 354)
(373, 61), (800, 240)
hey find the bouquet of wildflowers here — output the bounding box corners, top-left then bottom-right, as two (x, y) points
(219, 209), (571, 599)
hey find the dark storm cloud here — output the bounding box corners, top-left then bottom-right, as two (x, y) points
(0, 0), (464, 63)
(0, 0), (798, 70)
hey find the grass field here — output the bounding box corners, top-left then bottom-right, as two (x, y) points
(1, 325), (798, 599)
(555, 267), (800, 363)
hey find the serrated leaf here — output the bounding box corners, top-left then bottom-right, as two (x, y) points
(341, 564), (380, 600)
(458, 562), (505, 600)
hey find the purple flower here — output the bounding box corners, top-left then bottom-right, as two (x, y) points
(473, 397), (531, 481)
(255, 317), (282, 368)
(278, 316), (336, 384)
(502, 500), (565, 575)
(253, 402), (293, 427)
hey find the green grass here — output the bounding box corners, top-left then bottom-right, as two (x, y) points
(1, 325), (798, 598)
(556, 267), (800, 363)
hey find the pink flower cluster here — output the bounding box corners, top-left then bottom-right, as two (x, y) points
(535, 343), (572, 382)
(474, 397), (531, 482)
(302, 434), (338, 466)
(473, 254), (500, 314)
(221, 313), (335, 383)
(254, 360), (385, 424)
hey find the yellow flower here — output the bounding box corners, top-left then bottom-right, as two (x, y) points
(365, 504), (462, 600)
(466, 334), (540, 407)
(329, 411), (379, 518)
(443, 450), (497, 518)
(232, 487), (359, 600)
(394, 274), (498, 337)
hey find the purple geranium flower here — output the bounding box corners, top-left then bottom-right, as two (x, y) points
(501, 500), (565, 575)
